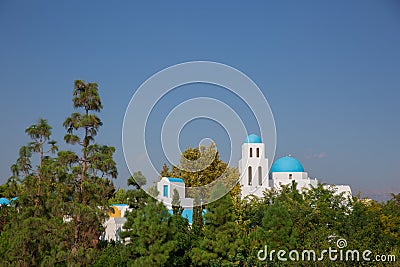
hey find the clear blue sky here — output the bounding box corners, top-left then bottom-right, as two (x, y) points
(1, 1), (399, 200)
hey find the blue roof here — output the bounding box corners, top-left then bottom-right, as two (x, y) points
(0, 198), (10, 205)
(270, 156), (305, 173)
(244, 134), (262, 143)
(167, 177), (184, 183)
(110, 204), (128, 207)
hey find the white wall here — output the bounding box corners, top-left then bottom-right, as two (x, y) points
(272, 171), (319, 191)
(239, 142), (270, 198)
(157, 177), (186, 200)
(157, 177), (193, 209)
(102, 217), (127, 242)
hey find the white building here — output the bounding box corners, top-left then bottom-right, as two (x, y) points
(102, 217), (127, 242)
(157, 177), (194, 209)
(238, 134), (352, 199)
(102, 204), (130, 242)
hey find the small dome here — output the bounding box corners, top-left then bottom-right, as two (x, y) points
(271, 156), (305, 172)
(0, 198), (10, 205)
(244, 134), (262, 143)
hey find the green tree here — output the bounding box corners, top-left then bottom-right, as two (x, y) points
(191, 183), (242, 266)
(160, 163), (170, 177)
(0, 119), (72, 266)
(163, 143), (240, 201)
(24, 118), (58, 213)
(171, 190), (192, 266)
(125, 171), (148, 210)
(120, 196), (178, 266)
(61, 80), (117, 258)
(108, 188), (128, 205)
(256, 201), (296, 258)
(346, 198), (388, 255)
(192, 193), (204, 237)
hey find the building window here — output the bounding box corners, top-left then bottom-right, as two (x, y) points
(258, 166), (262, 185)
(289, 174), (292, 179)
(163, 185), (168, 197)
(256, 148), (260, 158)
(248, 166), (252, 185)
(250, 148), (253, 157)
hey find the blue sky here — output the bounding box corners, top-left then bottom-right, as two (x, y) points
(0, 1), (399, 200)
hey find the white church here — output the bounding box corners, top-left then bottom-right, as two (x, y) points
(103, 134), (352, 240)
(237, 134), (352, 199)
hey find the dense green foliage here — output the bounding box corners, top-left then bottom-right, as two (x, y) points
(104, 183), (399, 267)
(0, 80), (399, 266)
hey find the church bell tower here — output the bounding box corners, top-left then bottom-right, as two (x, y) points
(238, 134), (270, 198)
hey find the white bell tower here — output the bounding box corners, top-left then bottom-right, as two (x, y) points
(238, 134), (270, 198)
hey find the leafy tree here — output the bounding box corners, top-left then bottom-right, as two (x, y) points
(170, 190), (192, 266)
(128, 171), (146, 189)
(125, 171), (148, 210)
(160, 163), (170, 177)
(8, 119), (58, 215)
(60, 80), (117, 258)
(0, 215), (72, 266)
(382, 193), (400, 260)
(192, 193), (204, 237)
(120, 196), (178, 266)
(297, 184), (350, 253)
(108, 188), (128, 205)
(24, 118), (58, 212)
(162, 143), (240, 201)
(0, 119), (71, 265)
(257, 201), (296, 253)
(346, 198), (388, 254)
(0, 80), (118, 266)
(191, 183), (242, 266)
(92, 242), (129, 267)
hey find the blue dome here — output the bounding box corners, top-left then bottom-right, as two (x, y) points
(0, 198), (10, 205)
(270, 156), (305, 172)
(244, 134), (262, 143)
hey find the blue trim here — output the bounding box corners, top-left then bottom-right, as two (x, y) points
(167, 177), (184, 183)
(244, 134), (262, 143)
(163, 185), (168, 197)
